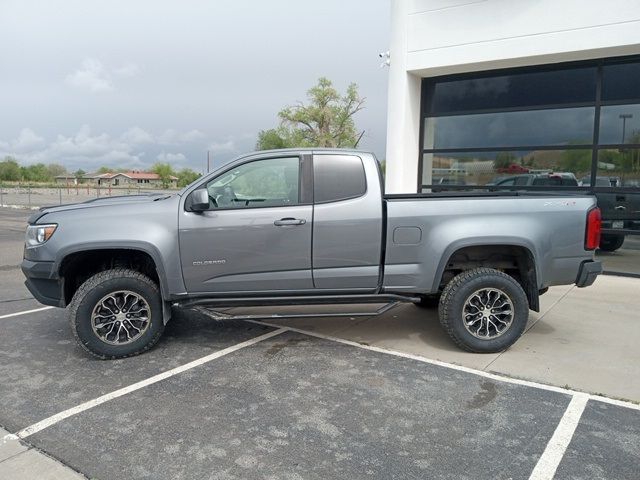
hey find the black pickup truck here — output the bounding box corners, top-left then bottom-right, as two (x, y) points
(491, 173), (640, 251)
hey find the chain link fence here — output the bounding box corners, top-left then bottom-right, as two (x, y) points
(0, 184), (178, 209)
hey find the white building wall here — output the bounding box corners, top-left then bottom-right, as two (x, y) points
(385, 0), (640, 193)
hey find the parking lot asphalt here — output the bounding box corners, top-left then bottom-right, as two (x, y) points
(556, 401), (640, 480)
(0, 208), (40, 316)
(0, 306), (273, 431)
(25, 331), (572, 480)
(1, 207), (639, 480)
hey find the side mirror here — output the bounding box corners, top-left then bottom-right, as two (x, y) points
(190, 188), (210, 212)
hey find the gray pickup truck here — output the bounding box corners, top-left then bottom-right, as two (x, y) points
(22, 149), (603, 359)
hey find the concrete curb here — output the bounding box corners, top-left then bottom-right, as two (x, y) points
(1, 428), (85, 479)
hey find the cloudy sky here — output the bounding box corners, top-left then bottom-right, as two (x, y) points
(0, 0), (390, 173)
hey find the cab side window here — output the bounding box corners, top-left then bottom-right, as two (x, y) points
(205, 157), (300, 209)
(313, 155), (367, 203)
(497, 177), (516, 186)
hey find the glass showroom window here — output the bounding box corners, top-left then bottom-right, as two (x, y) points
(420, 64), (598, 191)
(423, 150), (591, 190)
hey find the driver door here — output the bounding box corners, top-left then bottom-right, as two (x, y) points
(179, 155), (314, 293)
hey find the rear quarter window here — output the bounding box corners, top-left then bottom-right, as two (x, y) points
(313, 155), (367, 203)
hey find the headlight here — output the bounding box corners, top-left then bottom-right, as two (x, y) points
(25, 224), (57, 247)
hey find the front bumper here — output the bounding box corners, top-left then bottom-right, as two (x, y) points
(21, 259), (65, 307)
(575, 260), (603, 288)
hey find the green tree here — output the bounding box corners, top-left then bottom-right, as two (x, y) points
(256, 127), (292, 150)
(177, 168), (200, 187)
(97, 166), (128, 173)
(256, 77), (365, 150)
(21, 163), (50, 182)
(46, 163), (67, 179)
(152, 162), (176, 189)
(493, 152), (516, 170)
(559, 150), (591, 174)
(378, 160), (386, 177)
(0, 157), (21, 181)
(74, 169), (86, 179)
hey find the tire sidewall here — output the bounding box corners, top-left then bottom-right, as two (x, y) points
(441, 272), (528, 352)
(599, 234), (625, 252)
(72, 274), (163, 358)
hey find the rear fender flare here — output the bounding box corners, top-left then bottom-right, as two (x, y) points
(432, 237), (540, 293)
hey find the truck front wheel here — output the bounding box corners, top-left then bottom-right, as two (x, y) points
(68, 269), (165, 359)
(438, 268), (529, 353)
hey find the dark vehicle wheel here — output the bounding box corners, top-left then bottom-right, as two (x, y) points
(599, 234), (625, 252)
(415, 294), (441, 308)
(438, 268), (529, 353)
(68, 269), (165, 359)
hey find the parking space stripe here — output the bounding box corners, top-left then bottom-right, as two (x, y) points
(0, 306), (54, 319)
(246, 320), (640, 412)
(8, 327), (287, 440)
(528, 394), (589, 480)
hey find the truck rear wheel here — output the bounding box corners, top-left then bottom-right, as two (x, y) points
(599, 234), (625, 252)
(438, 268), (529, 353)
(68, 269), (165, 359)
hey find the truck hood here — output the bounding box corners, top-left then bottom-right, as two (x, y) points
(28, 193), (176, 224)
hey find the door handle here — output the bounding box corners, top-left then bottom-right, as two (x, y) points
(274, 217), (306, 226)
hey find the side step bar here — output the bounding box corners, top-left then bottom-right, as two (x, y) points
(176, 293), (420, 309)
(176, 294), (421, 322)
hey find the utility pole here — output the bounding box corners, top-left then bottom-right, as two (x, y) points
(619, 113), (633, 144)
(207, 150), (210, 173)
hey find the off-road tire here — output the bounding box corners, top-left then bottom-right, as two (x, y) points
(68, 268), (164, 359)
(598, 234), (625, 252)
(438, 268), (529, 353)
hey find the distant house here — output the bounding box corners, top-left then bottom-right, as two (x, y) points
(54, 172), (111, 185)
(54, 174), (79, 185)
(55, 171), (178, 188)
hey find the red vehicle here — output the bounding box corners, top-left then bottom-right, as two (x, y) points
(496, 164), (530, 174)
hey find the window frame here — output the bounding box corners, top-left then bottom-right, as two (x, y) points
(184, 154), (313, 212)
(312, 154), (368, 204)
(418, 55), (640, 195)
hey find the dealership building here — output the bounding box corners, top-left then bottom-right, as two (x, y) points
(385, 0), (640, 194)
(383, 0), (640, 274)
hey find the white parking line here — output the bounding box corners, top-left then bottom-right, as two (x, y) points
(246, 319), (640, 412)
(8, 327), (287, 440)
(0, 306), (54, 319)
(529, 394), (589, 480)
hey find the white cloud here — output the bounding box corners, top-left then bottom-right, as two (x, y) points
(11, 128), (45, 151)
(0, 125), (207, 171)
(65, 58), (113, 93)
(156, 152), (187, 164)
(46, 125), (145, 169)
(65, 58), (140, 93)
(208, 140), (236, 153)
(179, 129), (205, 142)
(0, 125), (143, 169)
(121, 126), (154, 145)
(158, 128), (205, 144)
(113, 62), (140, 78)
